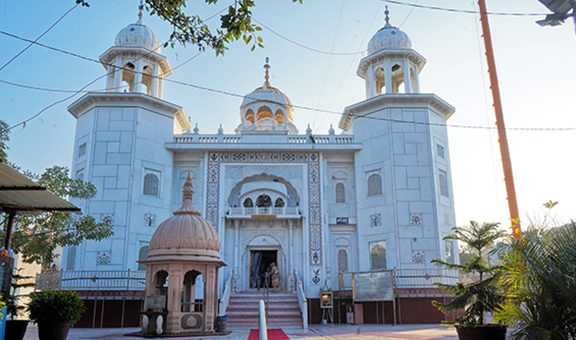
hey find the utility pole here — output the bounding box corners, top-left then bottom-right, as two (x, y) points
(477, 0), (522, 239)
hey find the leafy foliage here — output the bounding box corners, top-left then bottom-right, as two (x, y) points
(0, 120), (8, 162)
(76, 0), (302, 55)
(494, 223), (576, 339)
(0, 120), (113, 269)
(432, 221), (506, 326)
(28, 290), (85, 324)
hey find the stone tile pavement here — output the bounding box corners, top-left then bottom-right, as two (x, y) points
(23, 323), (458, 339)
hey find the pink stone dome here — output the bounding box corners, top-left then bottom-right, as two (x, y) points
(147, 174), (222, 263)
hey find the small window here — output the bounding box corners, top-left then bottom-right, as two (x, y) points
(367, 173), (382, 197)
(78, 143), (87, 157)
(335, 182), (346, 203)
(243, 198), (254, 207)
(274, 198), (285, 208)
(138, 245), (149, 270)
(256, 194), (272, 207)
(438, 169), (449, 197)
(436, 144), (445, 159)
(143, 172), (159, 196)
(338, 249), (348, 272)
(370, 240), (386, 270)
(66, 246), (76, 270)
(444, 240), (455, 264)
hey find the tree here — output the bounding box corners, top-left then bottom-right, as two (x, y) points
(77, 0), (302, 55)
(0, 121), (113, 269)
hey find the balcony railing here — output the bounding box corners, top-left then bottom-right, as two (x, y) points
(227, 206), (300, 217)
(337, 268), (460, 290)
(173, 134), (355, 145)
(36, 270), (146, 291)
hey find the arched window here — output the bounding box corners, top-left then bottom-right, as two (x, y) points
(143, 173), (159, 196)
(138, 245), (149, 270)
(256, 194), (272, 207)
(338, 249), (348, 273)
(142, 65), (153, 95)
(275, 109), (284, 124)
(367, 173), (382, 197)
(257, 106), (273, 120)
(370, 241), (386, 270)
(375, 67), (385, 94)
(335, 182), (346, 203)
(243, 198), (254, 207)
(154, 270), (169, 305)
(245, 109), (255, 123)
(182, 270), (203, 312)
(274, 198), (285, 208)
(121, 62), (135, 92)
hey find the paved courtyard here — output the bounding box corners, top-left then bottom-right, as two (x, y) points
(23, 324), (458, 339)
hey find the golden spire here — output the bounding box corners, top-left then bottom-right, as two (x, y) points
(264, 57), (271, 88)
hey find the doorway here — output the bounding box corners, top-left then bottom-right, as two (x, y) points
(249, 250), (277, 289)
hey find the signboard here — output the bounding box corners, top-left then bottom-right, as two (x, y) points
(352, 271), (394, 302)
(336, 217), (349, 224)
(145, 295), (166, 310)
(251, 214), (277, 219)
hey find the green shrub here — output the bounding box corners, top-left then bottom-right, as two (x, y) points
(27, 290), (84, 324)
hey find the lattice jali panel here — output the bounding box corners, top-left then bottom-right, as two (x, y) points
(180, 313), (204, 330)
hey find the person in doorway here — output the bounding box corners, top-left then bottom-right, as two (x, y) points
(269, 262), (281, 292)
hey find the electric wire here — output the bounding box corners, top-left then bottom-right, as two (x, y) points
(2, 28), (575, 132)
(380, 0), (548, 16)
(0, 3), (79, 73)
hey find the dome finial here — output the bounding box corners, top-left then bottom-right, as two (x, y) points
(384, 6), (391, 27)
(175, 171), (200, 215)
(138, 0), (144, 23)
(264, 57), (271, 88)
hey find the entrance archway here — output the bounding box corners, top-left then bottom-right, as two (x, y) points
(244, 234), (286, 291)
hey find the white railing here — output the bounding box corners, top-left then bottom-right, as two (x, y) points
(227, 206), (300, 216)
(36, 270), (146, 291)
(337, 268), (459, 290)
(219, 273), (232, 316)
(294, 271), (308, 330)
(173, 134), (355, 145)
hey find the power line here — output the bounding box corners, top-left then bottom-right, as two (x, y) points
(2, 29), (575, 132)
(253, 18), (365, 56)
(380, 0), (548, 16)
(0, 3), (79, 73)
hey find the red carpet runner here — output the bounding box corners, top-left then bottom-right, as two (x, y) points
(247, 328), (290, 340)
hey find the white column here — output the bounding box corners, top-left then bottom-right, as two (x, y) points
(134, 60), (143, 93)
(412, 66), (420, 93)
(403, 60), (411, 94)
(233, 219), (240, 292)
(112, 58), (123, 92)
(384, 61), (393, 94)
(288, 219), (295, 291)
(366, 66), (376, 98)
(150, 63), (159, 97)
(158, 74), (164, 99)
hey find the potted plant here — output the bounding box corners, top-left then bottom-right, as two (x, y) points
(432, 221), (507, 340)
(27, 290), (84, 340)
(4, 270), (35, 340)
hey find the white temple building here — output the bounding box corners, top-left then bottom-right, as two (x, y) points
(47, 8), (459, 327)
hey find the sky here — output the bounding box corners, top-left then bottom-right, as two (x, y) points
(1, 0), (575, 230)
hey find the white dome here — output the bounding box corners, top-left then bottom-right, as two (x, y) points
(241, 85), (292, 108)
(115, 22), (161, 51)
(367, 23), (412, 53)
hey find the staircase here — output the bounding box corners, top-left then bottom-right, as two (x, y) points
(226, 291), (303, 326)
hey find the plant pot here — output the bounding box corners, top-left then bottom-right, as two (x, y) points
(456, 324), (507, 340)
(37, 322), (71, 340)
(5, 320), (30, 340)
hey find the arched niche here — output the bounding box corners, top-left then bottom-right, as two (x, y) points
(227, 173), (300, 207)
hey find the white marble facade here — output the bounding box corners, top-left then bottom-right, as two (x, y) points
(63, 11), (457, 298)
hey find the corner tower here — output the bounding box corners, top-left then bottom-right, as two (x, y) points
(340, 8), (458, 273)
(63, 7), (189, 273)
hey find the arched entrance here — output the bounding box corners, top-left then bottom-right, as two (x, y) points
(244, 235), (286, 291)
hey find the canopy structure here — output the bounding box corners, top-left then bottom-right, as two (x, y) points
(0, 162), (80, 249)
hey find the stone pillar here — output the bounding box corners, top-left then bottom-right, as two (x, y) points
(232, 219), (240, 292)
(288, 219), (295, 291)
(366, 65), (376, 98)
(112, 58), (123, 92)
(403, 60), (411, 93)
(134, 60), (143, 93)
(204, 266), (216, 332)
(150, 63), (159, 97)
(166, 265), (182, 332)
